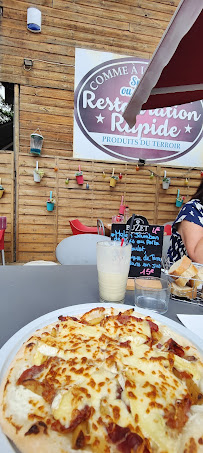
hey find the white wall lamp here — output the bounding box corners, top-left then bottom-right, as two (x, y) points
(27, 7), (41, 33)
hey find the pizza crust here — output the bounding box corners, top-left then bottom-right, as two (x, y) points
(0, 306), (203, 453)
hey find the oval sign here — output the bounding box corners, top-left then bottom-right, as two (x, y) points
(74, 56), (203, 163)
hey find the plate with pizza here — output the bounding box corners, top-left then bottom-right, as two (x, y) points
(0, 303), (203, 453)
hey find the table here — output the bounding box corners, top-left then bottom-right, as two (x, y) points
(0, 265), (203, 348)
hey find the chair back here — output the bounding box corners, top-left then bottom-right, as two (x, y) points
(69, 219), (98, 235)
(56, 234), (111, 265)
(97, 219), (105, 235)
(164, 223), (172, 235)
(162, 222), (173, 259)
(24, 261), (59, 265)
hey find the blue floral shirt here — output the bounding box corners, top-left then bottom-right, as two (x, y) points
(167, 199), (203, 263)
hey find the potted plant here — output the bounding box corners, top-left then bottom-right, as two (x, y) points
(176, 190), (185, 207)
(46, 191), (55, 211)
(75, 165), (84, 185)
(0, 183), (4, 199)
(110, 168), (118, 187)
(33, 168), (44, 182)
(162, 177), (170, 189)
(110, 175), (118, 187)
(162, 171), (170, 189)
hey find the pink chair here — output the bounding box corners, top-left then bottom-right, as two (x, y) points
(69, 219), (98, 235)
(0, 217), (7, 265)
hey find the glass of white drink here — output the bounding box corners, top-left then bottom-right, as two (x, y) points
(96, 241), (132, 303)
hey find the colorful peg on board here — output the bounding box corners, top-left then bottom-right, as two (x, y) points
(102, 171), (106, 178)
(150, 172), (154, 179)
(119, 172), (123, 180)
(136, 165), (139, 171)
(201, 170), (203, 178)
(65, 178), (69, 185)
(184, 178), (189, 185)
(110, 168), (118, 187)
(0, 177), (4, 198)
(75, 165), (84, 184)
(54, 167), (58, 172)
(86, 183), (89, 190)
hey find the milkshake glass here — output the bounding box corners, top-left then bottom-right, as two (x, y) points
(96, 241), (132, 303)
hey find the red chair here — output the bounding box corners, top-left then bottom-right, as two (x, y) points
(69, 219), (98, 235)
(0, 216), (7, 265)
(164, 224), (172, 236)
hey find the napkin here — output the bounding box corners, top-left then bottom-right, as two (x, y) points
(177, 314), (203, 340)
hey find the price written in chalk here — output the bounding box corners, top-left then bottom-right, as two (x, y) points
(140, 268), (154, 275)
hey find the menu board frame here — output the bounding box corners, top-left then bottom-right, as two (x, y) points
(111, 215), (164, 278)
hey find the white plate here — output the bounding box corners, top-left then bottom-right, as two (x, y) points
(1, 302), (203, 453)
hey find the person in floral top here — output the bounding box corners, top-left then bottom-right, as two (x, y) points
(167, 180), (203, 264)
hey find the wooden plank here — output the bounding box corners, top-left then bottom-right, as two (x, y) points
(17, 252), (56, 263)
(0, 44), (74, 64)
(20, 85), (73, 100)
(20, 111), (73, 126)
(19, 224), (56, 234)
(20, 94), (74, 110)
(18, 214), (57, 225)
(54, 0), (174, 22)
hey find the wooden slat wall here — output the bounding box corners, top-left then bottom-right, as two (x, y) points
(2, 0), (200, 264)
(19, 86), (74, 158)
(0, 152), (14, 263)
(16, 153), (202, 263)
(0, 0), (180, 158)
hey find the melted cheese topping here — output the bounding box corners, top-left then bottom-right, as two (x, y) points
(2, 309), (203, 453)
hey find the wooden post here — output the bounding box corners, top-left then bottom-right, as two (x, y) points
(14, 83), (20, 262)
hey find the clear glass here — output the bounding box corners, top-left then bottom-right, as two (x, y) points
(96, 241), (132, 303)
(134, 276), (171, 314)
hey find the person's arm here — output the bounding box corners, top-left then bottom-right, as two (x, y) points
(178, 220), (203, 264)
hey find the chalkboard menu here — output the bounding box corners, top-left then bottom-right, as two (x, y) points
(111, 215), (164, 278)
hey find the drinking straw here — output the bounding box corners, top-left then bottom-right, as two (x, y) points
(36, 161), (38, 171)
(121, 195), (124, 205)
(127, 213), (135, 243)
(177, 189), (180, 198)
(50, 191), (52, 200)
(79, 165), (81, 172)
(121, 238), (124, 247)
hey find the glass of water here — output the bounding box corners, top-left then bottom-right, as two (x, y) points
(134, 277), (170, 314)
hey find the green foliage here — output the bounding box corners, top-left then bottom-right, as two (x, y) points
(0, 94), (14, 124)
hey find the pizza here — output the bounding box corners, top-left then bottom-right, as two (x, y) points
(0, 306), (203, 453)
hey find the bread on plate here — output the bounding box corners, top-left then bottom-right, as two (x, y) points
(168, 256), (203, 299)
